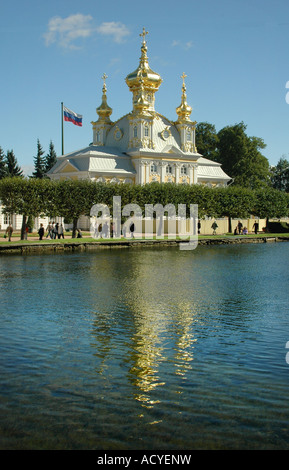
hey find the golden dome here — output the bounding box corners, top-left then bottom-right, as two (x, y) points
(125, 28), (162, 110)
(96, 73), (112, 122)
(176, 73), (192, 122)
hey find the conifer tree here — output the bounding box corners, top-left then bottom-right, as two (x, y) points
(32, 139), (45, 178)
(45, 140), (57, 173)
(6, 149), (23, 177)
(0, 147), (7, 179)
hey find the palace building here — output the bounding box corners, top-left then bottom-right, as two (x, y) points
(48, 28), (231, 188)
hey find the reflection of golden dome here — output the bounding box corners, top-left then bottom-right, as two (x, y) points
(126, 28), (162, 111)
(96, 73), (112, 122)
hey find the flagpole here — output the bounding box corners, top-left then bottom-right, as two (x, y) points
(61, 102), (64, 155)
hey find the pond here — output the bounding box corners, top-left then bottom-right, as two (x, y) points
(0, 243), (289, 449)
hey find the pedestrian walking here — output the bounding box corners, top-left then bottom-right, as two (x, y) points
(5, 224), (13, 242)
(211, 221), (218, 235)
(252, 222), (259, 234)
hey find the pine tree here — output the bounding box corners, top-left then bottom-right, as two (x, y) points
(6, 149), (23, 177)
(32, 139), (45, 178)
(0, 147), (7, 179)
(45, 140), (57, 173)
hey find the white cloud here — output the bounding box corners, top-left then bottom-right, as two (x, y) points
(44, 15), (130, 50)
(44, 14), (94, 50)
(172, 39), (194, 50)
(96, 22), (130, 43)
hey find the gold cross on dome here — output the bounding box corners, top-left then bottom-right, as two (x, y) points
(140, 27), (149, 42)
(102, 73), (108, 84)
(181, 72), (187, 85)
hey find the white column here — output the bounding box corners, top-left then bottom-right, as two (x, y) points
(140, 161), (145, 184)
(175, 163), (180, 184)
(145, 162), (149, 183)
(160, 161), (166, 183)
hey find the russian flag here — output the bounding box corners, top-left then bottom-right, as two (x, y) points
(63, 106), (83, 127)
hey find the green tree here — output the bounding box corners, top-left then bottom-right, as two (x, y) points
(45, 141), (57, 174)
(270, 156), (289, 192)
(0, 177), (54, 239)
(195, 122), (219, 161)
(253, 187), (289, 228)
(6, 150), (23, 177)
(32, 139), (45, 178)
(0, 147), (7, 179)
(216, 122), (270, 189)
(53, 179), (97, 238)
(214, 185), (255, 232)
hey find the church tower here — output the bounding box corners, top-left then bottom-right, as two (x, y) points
(125, 28), (162, 150)
(91, 73), (113, 146)
(175, 73), (197, 153)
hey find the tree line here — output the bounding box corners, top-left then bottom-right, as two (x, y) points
(0, 139), (57, 179)
(0, 178), (288, 239)
(195, 121), (289, 191)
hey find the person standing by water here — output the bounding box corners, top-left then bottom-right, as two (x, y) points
(252, 222), (259, 234)
(38, 224), (44, 240)
(58, 224), (65, 239)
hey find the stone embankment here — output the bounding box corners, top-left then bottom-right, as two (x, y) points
(0, 235), (288, 255)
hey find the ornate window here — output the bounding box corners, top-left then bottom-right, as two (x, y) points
(144, 125), (149, 137)
(4, 214), (11, 225)
(166, 164), (172, 174)
(186, 130), (191, 141)
(161, 127), (171, 140)
(96, 131), (101, 143)
(133, 126), (138, 138)
(181, 165), (187, 175)
(150, 163), (158, 173)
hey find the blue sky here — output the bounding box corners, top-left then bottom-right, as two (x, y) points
(1, 0), (289, 175)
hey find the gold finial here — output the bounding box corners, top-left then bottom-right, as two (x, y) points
(96, 73), (112, 122)
(181, 72), (187, 87)
(140, 27), (149, 43)
(176, 72), (192, 122)
(102, 73), (108, 92)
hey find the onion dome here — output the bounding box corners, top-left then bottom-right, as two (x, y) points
(176, 73), (192, 123)
(125, 28), (162, 112)
(96, 73), (112, 122)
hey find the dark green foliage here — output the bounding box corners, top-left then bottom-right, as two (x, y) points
(32, 139), (46, 178)
(45, 141), (57, 173)
(0, 147), (7, 179)
(270, 157), (289, 192)
(6, 150), (23, 177)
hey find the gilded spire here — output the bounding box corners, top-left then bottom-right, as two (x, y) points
(176, 72), (192, 122)
(126, 27), (162, 114)
(96, 73), (112, 122)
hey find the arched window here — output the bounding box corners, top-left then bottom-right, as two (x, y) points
(144, 125), (149, 137)
(96, 131), (101, 143)
(150, 163), (157, 173)
(166, 164), (172, 174)
(133, 126), (138, 138)
(186, 130), (191, 141)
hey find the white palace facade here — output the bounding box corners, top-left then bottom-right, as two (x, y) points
(48, 28), (231, 188)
